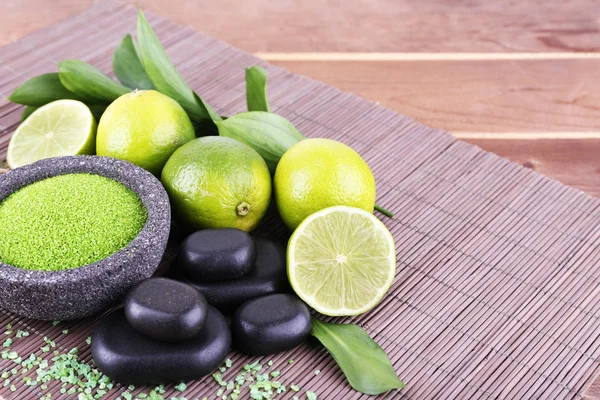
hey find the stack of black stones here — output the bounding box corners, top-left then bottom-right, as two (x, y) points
(92, 229), (312, 384)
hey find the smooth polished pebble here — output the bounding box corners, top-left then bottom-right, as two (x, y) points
(178, 237), (289, 313)
(177, 228), (256, 282)
(92, 306), (231, 385)
(125, 277), (208, 342)
(231, 293), (312, 356)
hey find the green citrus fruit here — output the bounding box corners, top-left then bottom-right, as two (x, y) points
(274, 138), (376, 230)
(161, 136), (272, 232)
(96, 90), (195, 175)
(7, 100), (96, 169)
(288, 206), (396, 316)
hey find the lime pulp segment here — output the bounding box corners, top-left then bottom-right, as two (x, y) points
(7, 100), (96, 169)
(287, 206), (396, 316)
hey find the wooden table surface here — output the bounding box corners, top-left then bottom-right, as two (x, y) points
(3, 0), (600, 398)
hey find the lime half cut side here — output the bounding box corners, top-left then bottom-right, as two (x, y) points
(287, 205), (397, 316)
(6, 100), (96, 169)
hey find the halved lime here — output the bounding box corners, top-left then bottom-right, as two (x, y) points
(287, 206), (397, 316)
(6, 100), (96, 169)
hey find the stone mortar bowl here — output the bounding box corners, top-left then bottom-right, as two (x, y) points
(0, 156), (171, 320)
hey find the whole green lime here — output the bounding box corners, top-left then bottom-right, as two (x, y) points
(274, 138), (376, 230)
(96, 90), (195, 175)
(161, 136), (272, 232)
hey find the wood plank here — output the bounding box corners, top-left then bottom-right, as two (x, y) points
(3, 0), (600, 53)
(465, 138), (600, 197)
(259, 53), (600, 61)
(269, 59), (600, 134)
(0, 0), (92, 47)
(136, 0), (600, 53)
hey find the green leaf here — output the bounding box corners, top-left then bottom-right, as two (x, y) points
(8, 73), (85, 107)
(374, 204), (394, 218)
(215, 111), (304, 173)
(311, 319), (404, 395)
(112, 34), (154, 90)
(58, 60), (130, 103)
(87, 104), (107, 122)
(245, 66), (270, 112)
(136, 9), (221, 123)
(193, 92), (223, 124)
(192, 119), (219, 137)
(20, 106), (37, 122)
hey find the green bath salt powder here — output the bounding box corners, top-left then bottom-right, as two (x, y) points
(0, 173), (147, 271)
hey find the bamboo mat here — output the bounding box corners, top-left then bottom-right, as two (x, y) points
(2, 2), (600, 399)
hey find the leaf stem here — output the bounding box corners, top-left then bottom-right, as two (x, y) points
(374, 204), (393, 218)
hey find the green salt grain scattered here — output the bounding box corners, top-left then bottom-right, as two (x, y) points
(3, 338), (12, 347)
(0, 173), (147, 271)
(52, 321), (61, 326)
(306, 391), (317, 400)
(225, 359), (232, 368)
(314, 370), (320, 375)
(256, 373), (268, 382)
(235, 374), (245, 385)
(15, 330), (29, 338)
(213, 372), (227, 386)
(174, 382), (187, 392)
(244, 360), (260, 371)
(291, 384), (300, 392)
(86, 336), (92, 345)
(10, 384), (16, 391)
(267, 360), (273, 367)
(62, 329), (69, 335)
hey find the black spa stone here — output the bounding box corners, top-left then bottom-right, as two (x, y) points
(231, 293), (312, 356)
(92, 306), (231, 385)
(125, 278), (208, 342)
(178, 228), (255, 282)
(177, 238), (290, 313)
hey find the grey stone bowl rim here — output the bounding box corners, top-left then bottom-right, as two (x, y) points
(0, 155), (169, 284)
